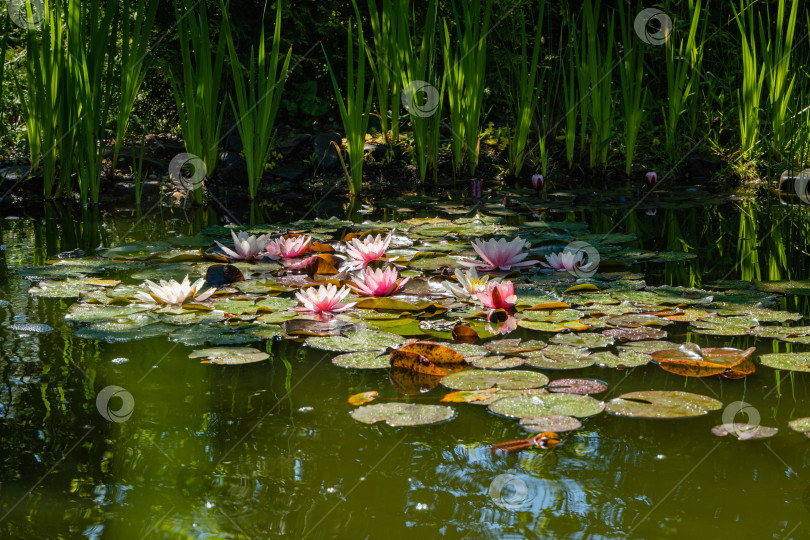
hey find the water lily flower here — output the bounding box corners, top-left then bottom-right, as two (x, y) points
(645, 171), (658, 187)
(442, 268), (497, 298)
(294, 283), (355, 315)
(461, 237), (537, 271)
(541, 250), (597, 273)
(531, 174), (544, 191)
(350, 266), (409, 297)
(134, 275), (215, 306)
(476, 281), (517, 310)
(216, 230), (273, 261)
(274, 235), (312, 259)
(345, 234), (391, 269)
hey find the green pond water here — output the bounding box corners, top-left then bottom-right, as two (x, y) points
(2, 186), (810, 539)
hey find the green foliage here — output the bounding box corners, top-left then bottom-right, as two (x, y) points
(222, 0), (292, 199)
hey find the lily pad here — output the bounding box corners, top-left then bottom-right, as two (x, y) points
(488, 393), (604, 418)
(331, 351), (391, 369)
(606, 391), (722, 418)
(711, 423), (778, 440)
(350, 403), (456, 426)
(549, 332), (613, 349)
(519, 415), (583, 433)
(440, 369), (549, 391)
(787, 417), (810, 433)
(758, 353), (810, 373)
(188, 347), (269, 365)
(470, 356), (526, 369)
(547, 378), (608, 395)
(305, 330), (402, 352)
(589, 350), (652, 368)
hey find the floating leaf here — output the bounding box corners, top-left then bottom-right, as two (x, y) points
(653, 345), (756, 378)
(489, 393), (604, 418)
(441, 369), (549, 391)
(549, 332), (613, 349)
(758, 353), (810, 373)
(711, 423), (778, 440)
(348, 391), (379, 406)
(189, 347), (269, 365)
(397, 341), (467, 365)
(787, 417), (810, 433)
(350, 403), (456, 426)
(332, 351), (390, 369)
(441, 389), (500, 403)
(548, 378), (608, 395)
(519, 415), (582, 433)
(470, 356), (526, 369)
(606, 391), (722, 418)
(305, 330), (402, 352)
(390, 350), (449, 376)
(564, 283), (600, 293)
(602, 327), (667, 341)
(589, 350), (652, 369)
(483, 338), (545, 355)
(452, 324), (479, 344)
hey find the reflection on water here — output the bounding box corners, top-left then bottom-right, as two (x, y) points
(1, 190), (810, 539)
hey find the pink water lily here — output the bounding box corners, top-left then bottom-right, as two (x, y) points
(275, 235), (312, 258)
(461, 237), (537, 271)
(134, 275), (215, 306)
(531, 174), (544, 191)
(476, 281), (517, 310)
(216, 230), (273, 260)
(645, 171), (658, 187)
(350, 266), (409, 297)
(345, 234), (391, 269)
(541, 250), (597, 273)
(294, 283), (355, 315)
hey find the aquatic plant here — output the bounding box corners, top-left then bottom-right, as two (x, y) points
(323, 0), (372, 196)
(365, 0), (401, 147)
(617, 1), (647, 177)
(273, 235), (313, 259)
(462, 238), (536, 272)
(221, 0), (292, 200)
(476, 281), (517, 310)
(442, 268), (495, 299)
(506, 1), (545, 178)
(215, 231), (273, 261)
(541, 250), (596, 273)
(345, 234), (391, 269)
(135, 275), (215, 306)
(294, 284), (354, 315)
(442, 0), (493, 176)
(350, 267), (409, 297)
(168, 0), (227, 204)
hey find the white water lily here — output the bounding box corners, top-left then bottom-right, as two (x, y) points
(541, 250), (597, 273)
(134, 275), (216, 306)
(215, 230), (273, 260)
(442, 268), (498, 298)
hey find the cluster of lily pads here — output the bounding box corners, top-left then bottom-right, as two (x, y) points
(19, 209), (810, 441)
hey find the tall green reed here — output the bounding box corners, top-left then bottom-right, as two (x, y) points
(618, 1), (647, 177)
(222, 0), (292, 200)
(579, 0), (615, 168)
(664, 0), (703, 158)
(398, 0), (442, 183)
(561, 23), (577, 169)
(507, 1), (545, 178)
(366, 0), (401, 147)
(111, 0), (158, 174)
(169, 0), (227, 204)
(759, 0), (800, 157)
(324, 0), (372, 196)
(69, 0), (119, 205)
(442, 0), (492, 176)
(733, 0), (765, 160)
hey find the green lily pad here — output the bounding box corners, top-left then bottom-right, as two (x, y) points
(331, 351), (391, 369)
(169, 325), (257, 346)
(549, 332), (613, 349)
(787, 417), (810, 433)
(548, 378), (608, 395)
(488, 393), (604, 418)
(350, 403), (456, 426)
(470, 356), (526, 369)
(305, 330), (402, 352)
(519, 415), (582, 432)
(758, 353), (810, 372)
(589, 350), (652, 368)
(440, 369), (549, 391)
(605, 391), (722, 418)
(65, 303), (150, 323)
(74, 320), (172, 342)
(617, 340), (679, 354)
(188, 347), (269, 365)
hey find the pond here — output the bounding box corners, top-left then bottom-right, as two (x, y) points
(2, 184), (810, 539)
